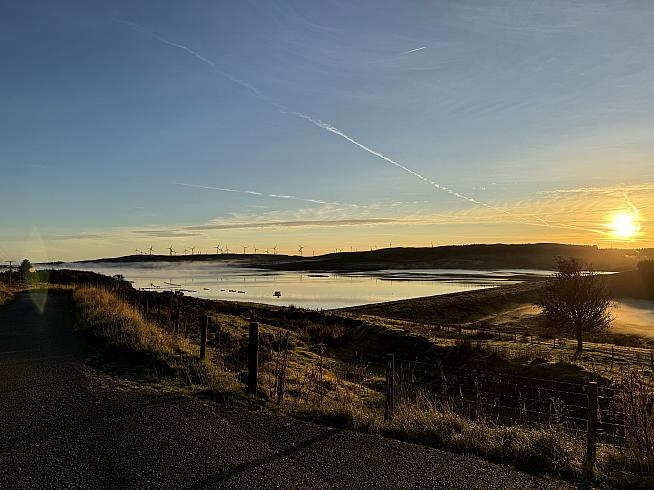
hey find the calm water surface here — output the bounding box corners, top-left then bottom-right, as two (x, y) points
(51, 261), (554, 309)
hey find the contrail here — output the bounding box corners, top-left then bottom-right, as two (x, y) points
(401, 46), (427, 55)
(623, 191), (642, 236)
(113, 19), (267, 101)
(175, 182), (359, 207)
(624, 192), (639, 219)
(289, 112), (492, 209)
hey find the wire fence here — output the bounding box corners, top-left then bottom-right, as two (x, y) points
(422, 322), (654, 371)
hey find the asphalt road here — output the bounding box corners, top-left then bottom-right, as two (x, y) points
(0, 291), (574, 489)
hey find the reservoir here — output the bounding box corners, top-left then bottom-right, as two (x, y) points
(50, 261), (553, 309)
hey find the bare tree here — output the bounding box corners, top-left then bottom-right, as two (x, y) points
(538, 257), (612, 354)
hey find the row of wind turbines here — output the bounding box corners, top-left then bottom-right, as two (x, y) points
(132, 242), (436, 258)
(132, 243), (310, 256)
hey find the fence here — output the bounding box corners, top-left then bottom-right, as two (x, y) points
(412, 321), (654, 372)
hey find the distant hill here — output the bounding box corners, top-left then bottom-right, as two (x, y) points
(83, 243), (641, 272)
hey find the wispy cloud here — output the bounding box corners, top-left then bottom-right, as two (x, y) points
(132, 217), (414, 237)
(49, 232), (110, 241)
(174, 182), (359, 207)
(542, 183), (654, 197)
(38, 181), (654, 253)
(401, 46), (427, 55)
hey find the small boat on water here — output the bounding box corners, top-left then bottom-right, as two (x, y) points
(164, 281), (182, 287)
(228, 289), (236, 292)
(273, 291), (282, 298)
(237, 291), (245, 294)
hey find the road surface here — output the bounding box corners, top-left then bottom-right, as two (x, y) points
(0, 291), (573, 489)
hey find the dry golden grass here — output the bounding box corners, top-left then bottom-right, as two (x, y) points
(292, 388), (584, 479)
(0, 283), (12, 305)
(73, 287), (243, 397)
(297, 392), (654, 487)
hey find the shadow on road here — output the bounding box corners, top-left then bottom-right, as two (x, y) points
(186, 429), (342, 489)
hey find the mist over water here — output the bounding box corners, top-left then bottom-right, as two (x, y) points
(612, 299), (654, 339)
(50, 261), (552, 309)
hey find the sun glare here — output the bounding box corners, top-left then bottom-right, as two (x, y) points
(609, 211), (640, 240)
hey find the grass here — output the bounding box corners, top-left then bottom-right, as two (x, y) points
(341, 282), (545, 325)
(72, 287), (244, 401)
(291, 389), (653, 489)
(293, 394), (585, 481)
(0, 283), (13, 305)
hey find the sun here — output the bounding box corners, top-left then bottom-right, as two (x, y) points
(609, 211), (640, 240)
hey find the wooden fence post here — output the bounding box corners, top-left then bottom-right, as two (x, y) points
(585, 381), (599, 476)
(175, 309), (181, 336)
(553, 337), (556, 349)
(199, 314), (208, 360)
(384, 354), (395, 422)
(248, 322), (259, 395)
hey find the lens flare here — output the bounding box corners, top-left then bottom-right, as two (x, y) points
(609, 211), (640, 239)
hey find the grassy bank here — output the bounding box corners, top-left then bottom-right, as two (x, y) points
(341, 281), (545, 325)
(0, 283), (13, 305)
(72, 287), (243, 400)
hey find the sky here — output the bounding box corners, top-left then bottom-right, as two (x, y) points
(1, 0), (653, 261)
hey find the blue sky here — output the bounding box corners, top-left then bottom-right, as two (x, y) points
(1, 1), (653, 261)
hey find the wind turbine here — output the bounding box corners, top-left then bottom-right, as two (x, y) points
(297, 245), (304, 257)
(183, 247), (188, 256)
(168, 245), (175, 256)
(190, 246), (195, 255)
(253, 246), (258, 254)
(134, 248), (140, 255)
(148, 245), (154, 255)
(272, 245), (277, 255)
(224, 245), (229, 253)
(241, 245), (248, 254)
(215, 244), (221, 255)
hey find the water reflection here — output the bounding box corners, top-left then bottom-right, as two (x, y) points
(49, 262), (553, 309)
